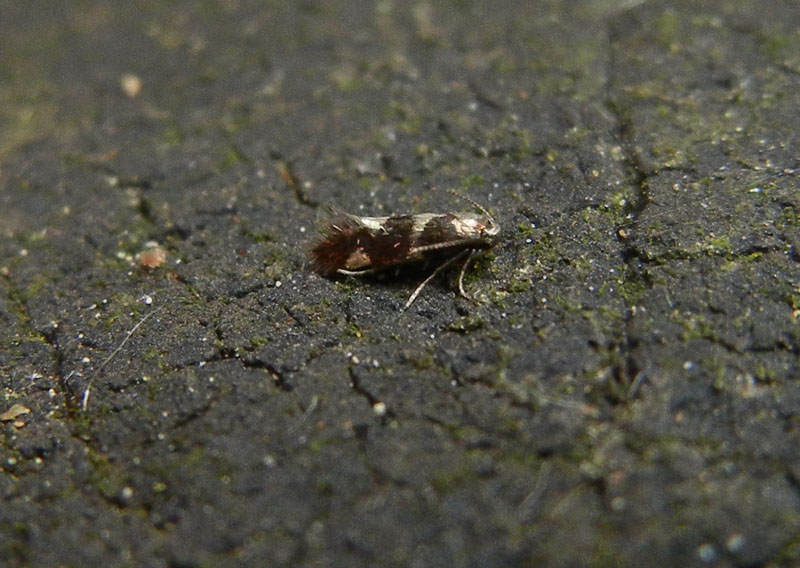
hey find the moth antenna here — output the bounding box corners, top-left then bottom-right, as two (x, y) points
(444, 189), (497, 230)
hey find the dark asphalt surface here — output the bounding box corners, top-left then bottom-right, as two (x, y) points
(1, 1), (799, 566)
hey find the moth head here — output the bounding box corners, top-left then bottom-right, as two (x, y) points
(443, 190), (499, 238)
(479, 214), (499, 237)
(452, 213), (500, 240)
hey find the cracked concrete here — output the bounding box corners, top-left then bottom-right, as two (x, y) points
(1, 0), (799, 566)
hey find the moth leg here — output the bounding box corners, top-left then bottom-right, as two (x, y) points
(456, 249), (478, 300)
(404, 249), (471, 310)
(337, 267), (382, 276)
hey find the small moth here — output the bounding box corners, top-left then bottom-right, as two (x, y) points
(310, 195), (499, 308)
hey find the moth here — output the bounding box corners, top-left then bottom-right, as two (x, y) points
(310, 195), (499, 308)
